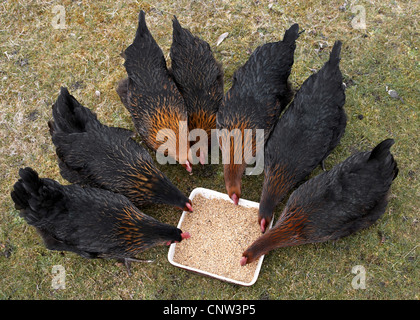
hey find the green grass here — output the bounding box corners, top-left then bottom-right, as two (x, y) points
(0, 0), (418, 300)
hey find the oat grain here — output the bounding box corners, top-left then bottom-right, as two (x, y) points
(172, 195), (262, 283)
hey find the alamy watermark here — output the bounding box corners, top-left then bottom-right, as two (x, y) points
(51, 265), (66, 289)
(155, 122), (265, 175)
(351, 265), (366, 289)
(351, 5), (367, 30)
(51, 5), (67, 30)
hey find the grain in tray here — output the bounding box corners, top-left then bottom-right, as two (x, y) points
(172, 195), (262, 283)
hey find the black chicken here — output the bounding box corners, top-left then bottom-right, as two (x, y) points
(11, 167), (191, 274)
(49, 87), (192, 212)
(170, 16), (224, 165)
(216, 23), (300, 205)
(241, 139), (398, 265)
(116, 10), (192, 171)
(258, 41), (347, 232)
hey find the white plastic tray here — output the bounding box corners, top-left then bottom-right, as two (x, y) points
(167, 187), (272, 286)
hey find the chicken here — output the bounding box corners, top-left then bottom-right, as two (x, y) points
(216, 23), (300, 205)
(10, 167), (191, 274)
(170, 16), (224, 165)
(240, 139), (398, 266)
(116, 10), (192, 172)
(258, 41), (346, 232)
(49, 87), (192, 212)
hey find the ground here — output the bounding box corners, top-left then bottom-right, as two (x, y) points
(0, 0), (418, 299)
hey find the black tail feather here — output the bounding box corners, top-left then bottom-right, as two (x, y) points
(10, 178), (31, 211)
(50, 87), (100, 135)
(123, 10), (167, 85)
(369, 139), (394, 161)
(172, 15), (182, 36)
(369, 139), (399, 180)
(328, 41), (342, 66)
(11, 167), (42, 211)
(135, 10), (150, 40)
(282, 23), (300, 44)
(11, 167), (64, 225)
(127, 9), (159, 56)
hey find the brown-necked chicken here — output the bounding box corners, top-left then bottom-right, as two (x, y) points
(216, 23), (300, 205)
(258, 41), (346, 232)
(170, 16), (224, 165)
(241, 139), (398, 266)
(116, 10), (192, 172)
(11, 167), (190, 274)
(49, 87), (192, 212)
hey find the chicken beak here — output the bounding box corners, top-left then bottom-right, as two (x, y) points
(227, 187), (241, 205)
(184, 201), (193, 212)
(231, 193), (239, 205)
(181, 232), (191, 240)
(182, 160), (193, 172)
(260, 218), (267, 233)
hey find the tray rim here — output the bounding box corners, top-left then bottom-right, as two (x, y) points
(167, 187), (272, 286)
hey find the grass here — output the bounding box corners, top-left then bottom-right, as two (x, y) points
(0, 0), (418, 300)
